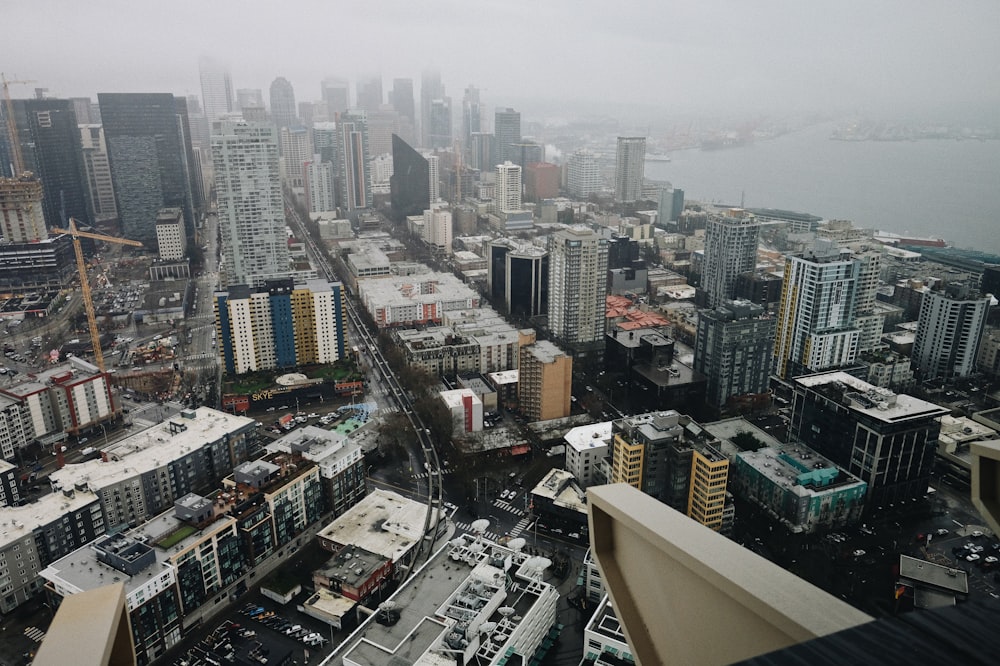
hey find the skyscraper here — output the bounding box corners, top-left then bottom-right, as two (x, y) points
(235, 88), (265, 111)
(912, 284), (989, 381)
(468, 132), (494, 172)
(321, 77), (350, 116)
(0, 174), (46, 242)
(548, 226), (609, 355)
(9, 98), (90, 228)
(494, 161), (522, 212)
(198, 57), (234, 122)
(420, 70), (444, 148)
(773, 240), (863, 379)
(694, 300), (776, 409)
(212, 118), (288, 287)
(700, 209), (761, 309)
(98, 93), (196, 245)
(337, 111), (372, 212)
(427, 98), (452, 149)
(494, 107), (521, 165)
(615, 136), (646, 203)
(567, 149), (601, 199)
(390, 78), (415, 124)
(278, 126), (313, 188)
(304, 154), (336, 213)
(78, 124), (117, 223)
(269, 77), (297, 130)
(423, 202), (452, 254)
(462, 86), (481, 149)
(389, 134), (429, 219)
(355, 75), (383, 112)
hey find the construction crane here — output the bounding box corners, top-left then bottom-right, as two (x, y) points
(2, 73), (36, 177)
(51, 218), (142, 372)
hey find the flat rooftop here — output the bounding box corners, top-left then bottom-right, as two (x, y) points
(564, 421), (613, 452)
(796, 371), (949, 423)
(317, 489), (426, 562)
(899, 554), (968, 594)
(0, 487), (102, 548)
(49, 408), (254, 493)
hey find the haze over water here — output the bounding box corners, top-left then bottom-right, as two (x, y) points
(645, 123), (1000, 253)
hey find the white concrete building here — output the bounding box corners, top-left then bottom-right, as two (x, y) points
(278, 126), (313, 188)
(567, 149), (600, 199)
(913, 285), (990, 381)
(547, 226), (609, 353)
(154, 207), (186, 261)
(424, 202), (453, 254)
(304, 155), (336, 213)
(614, 136), (645, 203)
(440, 388), (484, 433)
(494, 161), (522, 213)
(565, 421), (613, 487)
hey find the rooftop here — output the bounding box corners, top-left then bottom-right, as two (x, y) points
(795, 372), (949, 424)
(531, 468), (587, 514)
(317, 489), (427, 562)
(564, 421), (613, 452)
(898, 554), (969, 595)
(0, 486), (101, 548)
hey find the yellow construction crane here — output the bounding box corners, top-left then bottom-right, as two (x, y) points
(52, 218), (142, 372)
(1, 73), (36, 176)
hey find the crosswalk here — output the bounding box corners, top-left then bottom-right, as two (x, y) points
(412, 470), (453, 479)
(454, 521), (504, 542)
(24, 626), (45, 642)
(508, 516), (532, 538)
(494, 499), (525, 516)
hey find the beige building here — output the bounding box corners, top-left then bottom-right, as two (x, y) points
(154, 207), (186, 261)
(518, 333), (572, 421)
(0, 175), (46, 243)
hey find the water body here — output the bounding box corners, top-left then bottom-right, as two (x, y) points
(644, 123), (1000, 252)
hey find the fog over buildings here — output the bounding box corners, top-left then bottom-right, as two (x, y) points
(5, 0), (1000, 124)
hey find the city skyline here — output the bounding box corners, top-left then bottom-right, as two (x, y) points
(4, 1), (1000, 125)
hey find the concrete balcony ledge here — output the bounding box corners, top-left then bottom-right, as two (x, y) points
(587, 484), (872, 666)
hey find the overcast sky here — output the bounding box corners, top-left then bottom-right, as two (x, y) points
(6, 0), (1000, 124)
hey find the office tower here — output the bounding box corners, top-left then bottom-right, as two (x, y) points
(337, 110), (372, 212)
(462, 85), (481, 148)
(355, 75), (383, 111)
(389, 134), (429, 219)
(615, 136), (646, 202)
(423, 202), (452, 254)
(212, 118), (288, 287)
(215, 278), (347, 374)
(198, 56), (234, 121)
(367, 107), (399, 157)
(98, 92), (196, 245)
(69, 97), (94, 124)
(658, 186), (685, 224)
(420, 70), (444, 148)
(184, 94), (210, 150)
(312, 121), (338, 164)
(548, 226), (609, 354)
(236, 88), (265, 111)
(304, 154), (336, 213)
(390, 78), (415, 124)
(0, 174), (47, 242)
(427, 154), (440, 202)
(427, 98), (452, 149)
(509, 141), (543, 169)
(790, 371), (948, 505)
(494, 107), (521, 165)
(269, 76), (297, 130)
(494, 161), (522, 212)
(567, 149), (600, 199)
(468, 132), (494, 172)
(518, 336), (573, 421)
(78, 124), (117, 223)
(278, 126), (313, 187)
(8, 98), (90, 228)
(321, 77), (350, 116)
(524, 163), (559, 203)
(912, 284), (989, 380)
(773, 241), (864, 379)
(488, 239), (548, 319)
(700, 208), (760, 309)
(694, 300), (776, 409)
(154, 207), (186, 260)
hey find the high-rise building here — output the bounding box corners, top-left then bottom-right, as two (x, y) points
(8, 98), (90, 229)
(790, 371), (949, 506)
(423, 202), (452, 254)
(235, 88), (265, 111)
(312, 121), (338, 163)
(419, 70), (444, 148)
(426, 154), (440, 202)
(389, 78), (415, 125)
(773, 241), (864, 379)
(0, 174), (47, 242)
(215, 278), (348, 375)
(524, 162), (559, 202)
(98, 92), (197, 245)
(494, 161), (522, 213)
(278, 126), (313, 187)
(548, 226), (609, 354)
(212, 118), (288, 287)
(912, 284), (990, 381)
(78, 124), (117, 223)
(518, 336), (572, 421)
(198, 56), (234, 121)
(461, 85), (481, 151)
(337, 110), (372, 212)
(367, 107), (399, 157)
(304, 154), (336, 213)
(468, 132), (494, 172)
(389, 134), (429, 219)
(69, 97), (94, 124)
(694, 299), (776, 409)
(184, 94), (210, 150)
(427, 97), (452, 150)
(567, 149), (601, 199)
(615, 136), (646, 203)
(494, 107), (521, 165)
(488, 239), (548, 319)
(154, 207), (186, 261)
(355, 75), (383, 112)
(658, 187), (685, 223)
(321, 77), (350, 116)
(700, 209), (761, 309)
(269, 76), (297, 130)
(509, 141), (543, 169)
